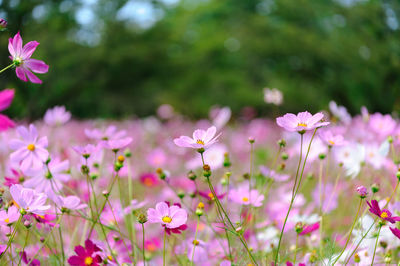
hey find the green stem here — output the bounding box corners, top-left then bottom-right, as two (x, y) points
(142, 223), (146, 266)
(293, 233), (299, 264)
(332, 198), (363, 264)
(0, 63), (14, 74)
(371, 224), (382, 266)
(275, 129), (317, 264)
(163, 230), (167, 266)
(17, 228), (30, 265)
(190, 216), (200, 265)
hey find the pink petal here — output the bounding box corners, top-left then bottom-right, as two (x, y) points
(0, 89), (14, 111)
(15, 67), (27, 82)
(0, 114), (14, 131)
(24, 59), (49, 74)
(155, 202), (169, 217)
(21, 41), (39, 60)
(24, 68), (42, 84)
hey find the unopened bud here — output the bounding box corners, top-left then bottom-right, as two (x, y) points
(356, 186), (368, 199)
(187, 171), (197, 181)
(177, 190), (185, 199)
(117, 155), (125, 163)
(281, 152), (289, 160)
(371, 183), (380, 194)
(295, 222), (303, 234)
(319, 153), (326, 160)
(137, 213), (148, 224)
(277, 139), (286, 147)
(248, 137), (255, 144)
(387, 136), (393, 144)
(124, 149), (132, 158)
(81, 165), (90, 175)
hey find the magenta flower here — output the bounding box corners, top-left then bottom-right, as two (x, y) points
(9, 124), (49, 172)
(276, 111), (329, 133)
(68, 239), (102, 266)
(356, 186), (368, 198)
(8, 32), (49, 84)
(0, 89), (15, 131)
(147, 202), (187, 229)
(44, 106), (71, 126)
(174, 126), (221, 150)
(390, 227), (400, 239)
(0, 206), (20, 226)
(367, 200), (400, 223)
(228, 185), (264, 207)
(10, 184), (50, 215)
(299, 222), (320, 236)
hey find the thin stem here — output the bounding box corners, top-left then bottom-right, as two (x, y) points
(0, 63), (14, 74)
(163, 230), (167, 266)
(190, 216), (200, 265)
(17, 228), (30, 265)
(332, 198), (363, 264)
(275, 129), (317, 264)
(371, 224), (382, 266)
(293, 233), (299, 264)
(142, 223), (146, 266)
(0, 215), (22, 260)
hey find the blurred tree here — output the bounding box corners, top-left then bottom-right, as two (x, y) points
(0, 0), (399, 119)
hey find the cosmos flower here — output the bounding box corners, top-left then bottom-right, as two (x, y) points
(264, 88), (283, 106)
(49, 192), (87, 211)
(44, 106), (71, 126)
(319, 130), (346, 147)
(147, 201), (187, 229)
(367, 200), (400, 224)
(72, 144), (97, 159)
(276, 111), (329, 133)
(0, 89), (15, 131)
(356, 186), (368, 198)
(389, 227), (400, 239)
(100, 137), (132, 151)
(8, 32), (49, 84)
(68, 239), (102, 266)
(259, 166), (290, 182)
(9, 124), (49, 172)
(228, 185), (264, 207)
(299, 222), (320, 236)
(329, 101), (351, 124)
(84, 125), (126, 141)
(174, 126), (221, 150)
(0, 206), (20, 226)
(10, 184), (50, 215)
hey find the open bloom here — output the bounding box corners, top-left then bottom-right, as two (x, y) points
(228, 185), (264, 207)
(68, 239), (102, 266)
(390, 227), (400, 239)
(299, 222), (320, 236)
(367, 200), (400, 223)
(147, 202), (187, 229)
(0, 206), (20, 226)
(0, 89), (15, 131)
(10, 184), (50, 215)
(174, 126), (221, 150)
(8, 32), (49, 84)
(9, 124), (49, 172)
(49, 193), (87, 211)
(44, 106), (71, 126)
(276, 111), (329, 133)
(319, 130), (346, 147)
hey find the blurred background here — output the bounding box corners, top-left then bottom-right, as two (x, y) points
(0, 0), (400, 120)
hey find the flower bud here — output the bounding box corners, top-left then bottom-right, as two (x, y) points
(137, 213), (148, 224)
(117, 155), (125, 163)
(354, 253), (360, 263)
(396, 171), (400, 182)
(0, 19), (7, 31)
(203, 165), (211, 177)
(177, 190), (185, 199)
(187, 170), (197, 181)
(277, 139), (286, 147)
(318, 153), (326, 160)
(356, 186), (368, 199)
(281, 152), (289, 160)
(387, 136), (393, 144)
(197, 148), (205, 154)
(24, 220), (31, 228)
(102, 190), (110, 197)
(81, 165), (90, 175)
(277, 163), (286, 171)
(156, 168), (166, 180)
(223, 153), (231, 168)
(295, 222), (303, 234)
(243, 173), (250, 180)
(91, 173), (98, 180)
(124, 149), (132, 158)
(371, 183), (380, 194)
(248, 137), (255, 144)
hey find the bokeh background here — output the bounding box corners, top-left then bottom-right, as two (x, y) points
(0, 0), (400, 119)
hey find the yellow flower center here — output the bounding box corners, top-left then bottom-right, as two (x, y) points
(242, 197), (249, 202)
(84, 256), (93, 265)
(162, 216), (172, 223)
(381, 212), (388, 219)
(27, 144), (35, 151)
(297, 123), (307, 127)
(143, 178), (154, 187)
(196, 139), (205, 145)
(107, 255), (113, 261)
(192, 240), (199, 245)
(4, 218), (9, 224)
(328, 140), (335, 145)
(208, 192), (214, 200)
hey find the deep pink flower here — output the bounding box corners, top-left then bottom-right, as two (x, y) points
(147, 201), (187, 229)
(0, 89), (15, 131)
(19, 251), (40, 266)
(276, 111), (329, 133)
(9, 124), (49, 172)
(356, 186), (368, 198)
(299, 222), (320, 236)
(367, 200), (400, 223)
(139, 173), (159, 187)
(4, 168), (23, 187)
(8, 32), (49, 84)
(174, 126), (221, 150)
(10, 184), (50, 215)
(68, 239), (102, 266)
(390, 227), (400, 239)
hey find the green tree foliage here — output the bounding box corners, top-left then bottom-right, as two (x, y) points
(0, 0), (399, 119)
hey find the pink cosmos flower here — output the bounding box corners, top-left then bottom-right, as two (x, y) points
(147, 201), (187, 229)
(100, 137), (132, 151)
(390, 227), (400, 239)
(299, 222), (320, 236)
(68, 239), (102, 266)
(139, 173), (159, 187)
(228, 185), (264, 207)
(8, 32), (49, 84)
(0, 89), (15, 131)
(259, 166), (290, 182)
(44, 106), (71, 126)
(174, 126), (221, 150)
(0, 206), (20, 226)
(72, 144), (97, 158)
(10, 184), (50, 215)
(24, 159), (70, 193)
(9, 124), (49, 172)
(49, 193), (87, 211)
(84, 125), (126, 141)
(319, 130), (346, 147)
(276, 111), (329, 133)
(356, 186), (368, 198)
(367, 200), (400, 223)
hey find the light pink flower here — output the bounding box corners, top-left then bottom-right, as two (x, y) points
(147, 202), (187, 229)
(44, 106), (71, 126)
(228, 185), (264, 207)
(0, 206), (20, 226)
(100, 137), (132, 151)
(276, 111), (329, 133)
(319, 130), (346, 147)
(174, 126), (221, 150)
(84, 125), (126, 141)
(72, 144), (97, 158)
(8, 32), (49, 84)
(49, 193), (87, 211)
(10, 184), (50, 215)
(9, 124), (49, 172)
